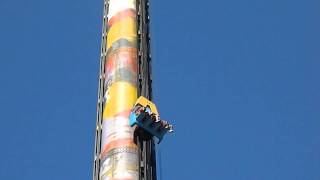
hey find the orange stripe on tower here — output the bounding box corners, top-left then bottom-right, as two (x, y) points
(101, 138), (137, 157)
(108, 9), (136, 27)
(106, 47), (137, 74)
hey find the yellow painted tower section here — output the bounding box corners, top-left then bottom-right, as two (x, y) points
(100, 0), (139, 179)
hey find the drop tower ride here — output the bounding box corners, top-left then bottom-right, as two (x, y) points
(92, 0), (172, 180)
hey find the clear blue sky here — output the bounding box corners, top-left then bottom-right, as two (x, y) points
(0, 0), (319, 179)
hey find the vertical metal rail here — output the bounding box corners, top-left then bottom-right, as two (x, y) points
(136, 0), (157, 180)
(92, 0), (109, 179)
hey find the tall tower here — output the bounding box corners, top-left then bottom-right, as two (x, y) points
(92, 0), (158, 179)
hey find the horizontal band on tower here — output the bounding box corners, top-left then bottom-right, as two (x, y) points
(101, 138), (137, 157)
(105, 68), (137, 86)
(103, 82), (137, 118)
(101, 116), (134, 148)
(102, 147), (138, 160)
(107, 17), (137, 50)
(100, 147), (138, 180)
(108, 9), (136, 27)
(106, 47), (137, 73)
(106, 39), (137, 58)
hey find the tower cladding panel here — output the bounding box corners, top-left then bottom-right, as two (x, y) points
(99, 0), (139, 179)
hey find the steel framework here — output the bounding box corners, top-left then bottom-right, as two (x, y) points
(92, 0), (156, 179)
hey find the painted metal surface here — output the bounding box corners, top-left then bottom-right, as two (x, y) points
(100, 0), (139, 179)
(107, 17), (137, 50)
